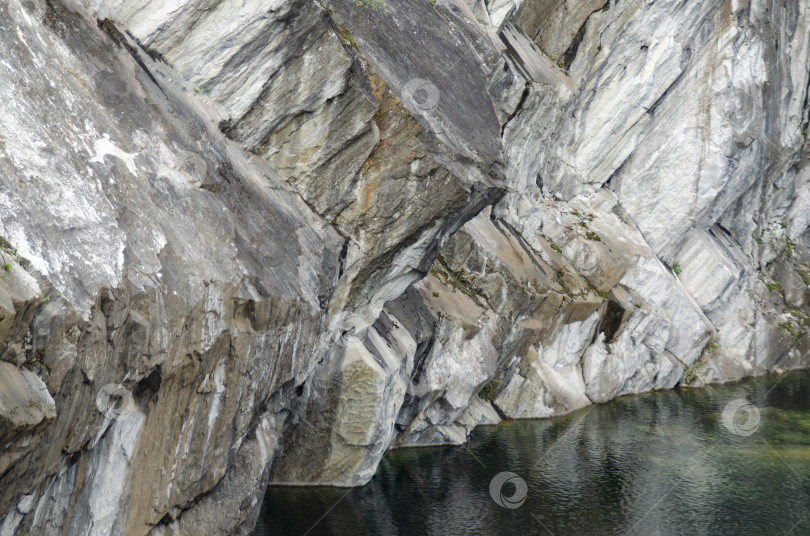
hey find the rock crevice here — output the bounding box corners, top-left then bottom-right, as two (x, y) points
(0, 0), (808, 534)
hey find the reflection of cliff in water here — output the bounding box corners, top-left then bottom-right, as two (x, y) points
(257, 370), (810, 536)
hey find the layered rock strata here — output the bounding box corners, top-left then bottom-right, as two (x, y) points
(0, 0), (808, 534)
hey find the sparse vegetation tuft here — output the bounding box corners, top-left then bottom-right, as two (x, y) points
(339, 26), (357, 49)
(779, 322), (802, 341)
(478, 379), (501, 401)
(351, 0), (388, 13)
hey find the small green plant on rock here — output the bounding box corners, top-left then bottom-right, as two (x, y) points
(682, 362), (705, 384)
(0, 243), (24, 272)
(585, 231), (601, 242)
(779, 322), (802, 341)
(683, 352), (710, 384)
(433, 255), (481, 300)
(351, 0), (388, 13)
(339, 27), (357, 49)
(682, 364), (695, 383)
(478, 379), (500, 401)
(765, 280), (781, 292)
(784, 237), (796, 259)
(671, 262), (682, 275)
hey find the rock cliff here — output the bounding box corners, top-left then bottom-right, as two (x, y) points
(0, 0), (808, 534)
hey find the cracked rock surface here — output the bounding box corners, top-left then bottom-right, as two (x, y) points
(0, 0), (808, 534)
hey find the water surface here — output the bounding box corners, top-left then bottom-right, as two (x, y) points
(254, 371), (810, 535)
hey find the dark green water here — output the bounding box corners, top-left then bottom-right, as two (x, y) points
(253, 371), (810, 535)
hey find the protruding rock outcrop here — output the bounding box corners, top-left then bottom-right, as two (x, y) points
(0, 0), (808, 534)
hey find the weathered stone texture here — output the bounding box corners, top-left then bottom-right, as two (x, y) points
(0, 0), (808, 534)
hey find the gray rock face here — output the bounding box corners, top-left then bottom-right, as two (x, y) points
(0, 0), (808, 534)
(0, 2), (345, 535)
